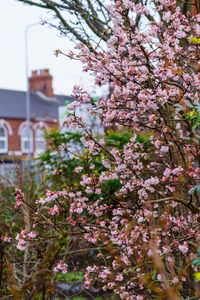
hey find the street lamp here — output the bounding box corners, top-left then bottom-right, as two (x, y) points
(25, 18), (55, 168)
(25, 22), (40, 167)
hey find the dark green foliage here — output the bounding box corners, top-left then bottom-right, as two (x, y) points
(104, 130), (132, 149)
(56, 271), (84, 283)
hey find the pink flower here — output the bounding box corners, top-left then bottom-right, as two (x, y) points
(73, 85), (82, 95)
(157, 274), (162, 281)
(154, 140), (161, 149)
(17, 239), (26, 251)
(28, 231), (36, 239)
(1, 235), (11, 242)
(52, 169), (58, 175)
(160, 146), (169, 153)
(116, 274), (123, 281)
(172, 277), (179, 284)
(54, 261), (68, 274)
(67, 101), (81, 110)
(13, 189), (24, 208)
(178, 242), (188, 254)
(75, 166), (83, 173)
(76, 207), (83, 214)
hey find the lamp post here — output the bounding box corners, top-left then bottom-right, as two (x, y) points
(25, 22), (40, 168)
(25, 18), (55, 168)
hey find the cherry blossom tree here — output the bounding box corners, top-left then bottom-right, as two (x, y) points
(16, 0), (199, 50)
(54, 1), (200, 298)
(5, 0), (200, 299)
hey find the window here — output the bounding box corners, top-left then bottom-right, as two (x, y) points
(0, 126), (7, 153)
(35, 128), (46, 154)
(21, 126), (33, 153)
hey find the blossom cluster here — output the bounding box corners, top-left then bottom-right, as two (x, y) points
(16, 230), (36, 251)
(53, 261), (68, 274)
(13, 189), (24, 208)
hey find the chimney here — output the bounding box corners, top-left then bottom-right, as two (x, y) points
(29, 69), (54, 97)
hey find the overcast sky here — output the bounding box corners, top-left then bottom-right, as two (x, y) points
(0, 0), (105, 96)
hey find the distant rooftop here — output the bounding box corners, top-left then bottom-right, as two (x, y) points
(0, 68), (75, 121)
(0, 88), (75, 121)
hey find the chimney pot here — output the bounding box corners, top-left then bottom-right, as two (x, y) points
(44, 69), (49, 75)
(29, 68), (54, 97)
(32, 70), (37, 77)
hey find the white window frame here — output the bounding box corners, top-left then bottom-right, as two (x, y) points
(0, 126), (8, 154)
(21, 126), (33, 154)
(35, 128), (46, 154)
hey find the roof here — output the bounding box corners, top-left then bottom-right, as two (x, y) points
(0, 88), (75, 121)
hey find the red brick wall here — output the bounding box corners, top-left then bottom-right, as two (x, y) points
(2, 118), (58, 154)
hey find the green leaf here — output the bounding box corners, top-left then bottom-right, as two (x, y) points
(189, 184), (200, 195)
(197, 248), (200, 257)
(183, 114), (191, 120)
(65, 100), (70, 105)
(192, 257), (200, 266)
(152, 268), (157, 281)
(192, 117), (200, 131)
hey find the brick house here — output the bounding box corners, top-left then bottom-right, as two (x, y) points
(0, 69), (74, 159)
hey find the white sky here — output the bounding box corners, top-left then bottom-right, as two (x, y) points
(0, 0), (105, 97)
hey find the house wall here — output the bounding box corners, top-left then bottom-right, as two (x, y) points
(0, 68), (66, 159)
(0, 118), (57, 156)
